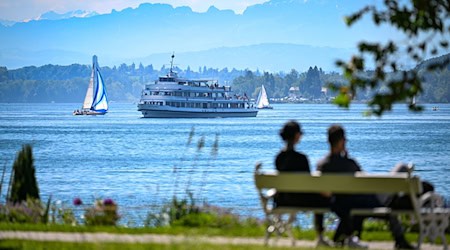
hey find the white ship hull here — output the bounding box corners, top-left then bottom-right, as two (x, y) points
(138, 104), (257, 118)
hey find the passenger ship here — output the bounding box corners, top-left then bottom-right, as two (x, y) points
(137, 55), (258, 118)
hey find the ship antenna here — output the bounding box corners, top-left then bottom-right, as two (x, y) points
(170, 52), (175, 74)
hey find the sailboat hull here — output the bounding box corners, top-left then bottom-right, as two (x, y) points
(258, 106), (273, 110)
(73, 110), (107, 116)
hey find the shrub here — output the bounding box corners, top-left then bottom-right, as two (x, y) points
(145, 195), (260, 229)
(84, 199), (120, 226)
(8, 144), (40, 203)
(0, 199), (44, 224)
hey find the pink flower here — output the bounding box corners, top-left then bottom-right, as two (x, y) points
(73, 197), (83, 206)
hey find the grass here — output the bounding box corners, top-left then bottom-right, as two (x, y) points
(1, 222), (448, 242)
(0, 222), (449, 250)
(0, 223), (266, 237)
(0, 240), (329, 250)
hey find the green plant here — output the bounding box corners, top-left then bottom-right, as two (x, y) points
(8, 144), (40, 203)
(333, 0), (449, 116)
(51, 203), (78, 226)
(0, 199), (45, 224)
(84, 198), (120, 226)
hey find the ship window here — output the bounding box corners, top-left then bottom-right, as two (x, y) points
(195, 103), (201, 108)
(202, 103), (207, 108)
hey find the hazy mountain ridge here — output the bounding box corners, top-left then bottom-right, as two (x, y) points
(135, 43), (354, 73)
(38, 10), (98, 20)
(0, 19), (15, 26)
(0, 0), (381, 71)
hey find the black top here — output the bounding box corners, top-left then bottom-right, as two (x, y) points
(274, 149), (329, 207)
(317, 152), (381, 209)
(317, 152), (362, 173)
(275, 149), (310, 172)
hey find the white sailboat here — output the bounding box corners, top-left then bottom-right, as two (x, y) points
(73, 55), (108, 115)
(256, 85), (273, 109)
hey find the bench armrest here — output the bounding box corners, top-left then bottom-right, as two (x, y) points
(419, 191), (445, 209)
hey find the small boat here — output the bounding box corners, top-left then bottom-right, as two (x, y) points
(137, 54), (258, 118)
(256, 85), (273, 109)
(73, 55), (108, 115)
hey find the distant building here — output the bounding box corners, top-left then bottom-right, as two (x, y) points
(289, 87), (300, 98)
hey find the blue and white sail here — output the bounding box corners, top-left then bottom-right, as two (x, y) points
(91, 58), (108, 113)
(75, 55), (108, 115)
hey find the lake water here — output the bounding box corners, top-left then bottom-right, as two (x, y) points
(0, 103), (449, 225)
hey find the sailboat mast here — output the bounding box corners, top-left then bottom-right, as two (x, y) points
(81, 56), (96, 110)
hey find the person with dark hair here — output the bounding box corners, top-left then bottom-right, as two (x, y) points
(274, 120), (331, 247)
(317, 124), (414, 249)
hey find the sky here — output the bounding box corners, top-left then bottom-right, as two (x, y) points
(0, 0), (269, 22)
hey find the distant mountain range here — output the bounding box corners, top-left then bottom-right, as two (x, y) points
(38, 10), (98, 21)
(0, 10), (98, 26)
(0, 43), (356, 72)
(0, 0), (415, 71)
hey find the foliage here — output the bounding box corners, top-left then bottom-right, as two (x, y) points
(0, 64), (246, 103)
(84, 199), (120, 226)
(50, 202), (78, 226)
(232, 67), (328, 100)
(8, 144), (40, 204)
(0, 54), (449, 104)
(333, 0), (450, 115)
(145, 194), (263, 231)
(0, 240), (319, 250)
(0, 199), (45, 224)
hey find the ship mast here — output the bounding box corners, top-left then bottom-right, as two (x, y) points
(170, 53), (174, 74)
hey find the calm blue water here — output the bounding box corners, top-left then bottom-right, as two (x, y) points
(0, 103), (449, 225)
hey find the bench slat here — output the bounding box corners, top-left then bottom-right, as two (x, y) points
(255, 172), (422, 194)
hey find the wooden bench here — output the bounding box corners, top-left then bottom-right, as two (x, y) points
(254, 163), (449, 249)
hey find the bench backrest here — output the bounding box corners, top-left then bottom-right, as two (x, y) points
(254, 171), (422, 195)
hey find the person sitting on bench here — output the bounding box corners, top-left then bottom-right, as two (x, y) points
(317, 124), (414, 249)
(274, 120), (331, 247)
